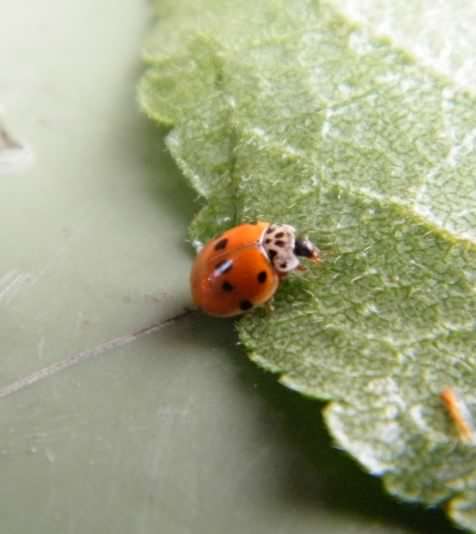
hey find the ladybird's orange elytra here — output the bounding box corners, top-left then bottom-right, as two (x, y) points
(190, 221), (320, 317)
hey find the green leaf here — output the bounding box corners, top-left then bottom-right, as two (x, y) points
(138, 0), (476, 530)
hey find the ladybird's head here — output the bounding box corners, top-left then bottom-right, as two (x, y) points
(294, 237), (320, 263)
(262, 224), (320, 274)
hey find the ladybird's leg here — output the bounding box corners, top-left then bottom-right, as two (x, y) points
(263, 298), (275, 314)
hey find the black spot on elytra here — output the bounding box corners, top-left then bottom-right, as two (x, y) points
(268, 250), (277, 260)
(239, 299), (253, 311)
(215, 259), (233, 274)
(266, 226), (274, 234)
(275, 231), (284, 238)
(275, 240), (285, 247)
(257, 271), (267, 283)
(214, 238), (228, 251)
(280, 263), (287, 269)
(222, 281), (234, 292)
(265, 238), (271, 244)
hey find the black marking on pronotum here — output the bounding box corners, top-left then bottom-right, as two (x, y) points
(268, 250), (277, 260)
(214, 259), (233, 275)
(275, 231), (284, 238)
(214, 238), (228, 251)
(265, 238), (271, 244)
(222, 281), (234, 292)
(280, 262), (287, 269)
(239, 299), (253, 311)
(265, 226), (274, 234)
(257, 271), (267, 283)
(275, 240), (285, 247)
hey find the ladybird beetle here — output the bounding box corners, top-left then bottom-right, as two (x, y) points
(190, 221), (320, 317)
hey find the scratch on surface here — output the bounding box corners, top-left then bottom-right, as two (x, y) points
(37, 337), (45, 360)
(73, 311), (84, 340)
(0, 271), (33, 303)
(0, 123), (33, 175)
(0, 232), (87, 306)
(0, 308), (195, 400)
